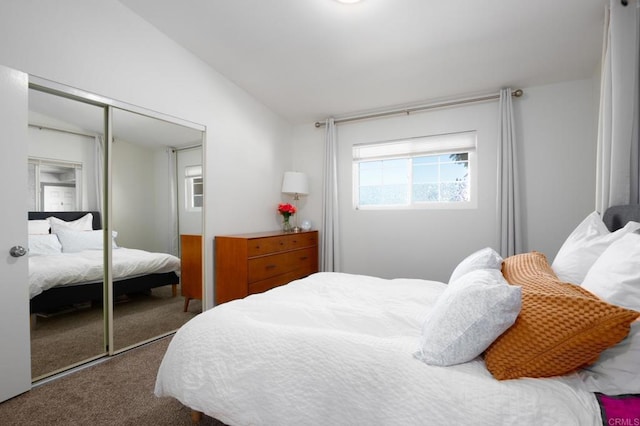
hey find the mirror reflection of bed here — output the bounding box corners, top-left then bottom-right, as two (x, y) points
(28, 87), (204, 380)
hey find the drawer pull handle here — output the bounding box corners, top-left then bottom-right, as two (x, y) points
(266, 264), (277, 269)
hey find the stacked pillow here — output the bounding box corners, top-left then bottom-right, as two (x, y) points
(415, 248), (522, 367)
(28, 234), (62, 256)
(448, 247), (503, 284)
(416, 211), (640, 393)
(28, 213), (118, 254)
(551, 211), (640, 284)
(47, 213), (94, 234)
(549, 211), (640, 394)
(28, 219), (59, 256)
(483, 252), (639, 381)
(580, 232), (640, 312)
(55, 229), (118, 252)
(558, 215), (640, 395)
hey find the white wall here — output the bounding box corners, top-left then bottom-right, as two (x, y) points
(517, 79), (598, 260)
(0, 0), (293, 308)
(292, 78), (598, 282)
(111, 139), (158, 251)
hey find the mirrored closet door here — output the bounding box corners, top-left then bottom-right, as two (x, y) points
(110, 107), (203, 352)
(27, 80), (205, 380)
(27, 88), (107, 380)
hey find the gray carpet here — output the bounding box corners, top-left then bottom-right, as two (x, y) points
(31, 285), (201, 379)
(0, 336), (225, 426)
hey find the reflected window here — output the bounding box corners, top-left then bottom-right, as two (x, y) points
(185, 165), (202, 211)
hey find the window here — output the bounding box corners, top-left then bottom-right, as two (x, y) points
(353, 131), (477, 209)
(185, 165), (203, 211)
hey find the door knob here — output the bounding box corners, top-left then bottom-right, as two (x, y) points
(9, 246), (27, 257)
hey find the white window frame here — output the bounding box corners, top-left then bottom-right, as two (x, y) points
(184, 165), (203, 212)
(352, 131), (478, 210)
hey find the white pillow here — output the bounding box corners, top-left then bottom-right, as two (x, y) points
(581, 233), (640, 311)
(415, 269), (521, 366)
(48, 213), (94, 234)
(28, 219), (50, 235)
(448, 247), (503, 284)
(579, 321), (640, 395)
(28, 234), (62, 256)
(56, 229), (117, 253)
(551, 211), (640, 284)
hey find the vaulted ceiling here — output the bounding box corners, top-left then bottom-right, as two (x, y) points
(119, 0), (607, 124)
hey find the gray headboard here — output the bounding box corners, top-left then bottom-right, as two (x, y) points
(28, 211), (102, 230)
(602, 204), (640, 232)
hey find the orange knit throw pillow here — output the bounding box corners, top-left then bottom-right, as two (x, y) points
(484, 251), (640, 380)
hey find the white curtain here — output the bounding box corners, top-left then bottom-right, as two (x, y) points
(94, 135), (104, 213)
(74, 166), (83, 210)
(497, 88), (522, 257)
(167, 148), (179, 256)
(321, 118), (341, 272)
(596, 0), (640, 213)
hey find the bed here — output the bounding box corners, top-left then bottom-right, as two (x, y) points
(154, 205), (640, 425)
(28, 211), (180, 314)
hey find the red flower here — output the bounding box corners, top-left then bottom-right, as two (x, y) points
(278, 203), (297, 217)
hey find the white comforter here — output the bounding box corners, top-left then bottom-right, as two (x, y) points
(29, 248), (180, 298)
(155, 272), (601, 426)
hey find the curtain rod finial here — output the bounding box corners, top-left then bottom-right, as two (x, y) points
(513, 89), (523, 97)
(315, 121), (322, 128)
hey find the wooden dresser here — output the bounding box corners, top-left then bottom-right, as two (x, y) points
(180, 234), (202, 312)
(215, 230), (319, 305)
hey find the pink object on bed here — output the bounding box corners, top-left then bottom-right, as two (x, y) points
(596, 393), (640, 424)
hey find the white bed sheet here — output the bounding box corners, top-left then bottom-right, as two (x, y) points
(29, 248), (180, 298)
(155, 272), (601, 426)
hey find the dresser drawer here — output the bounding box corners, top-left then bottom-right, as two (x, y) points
(248, 251), (291, 283)
(288, 247), (316, 269)
(248, 270), (304, 295)
(247, 236), (289, 257)
(247, 247), (316, 283)
(287, 232), (318, 250)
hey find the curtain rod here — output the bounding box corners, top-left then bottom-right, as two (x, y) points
(314, 89), (524, 128)
(172, 144), (202, 152)
(29, 123), (97, 139)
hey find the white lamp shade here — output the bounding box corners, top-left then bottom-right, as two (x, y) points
(282, 171), (309, 195)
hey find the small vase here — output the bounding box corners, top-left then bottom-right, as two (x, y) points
(282, 216), (292, 233)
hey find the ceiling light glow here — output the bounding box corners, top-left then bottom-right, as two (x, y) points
(335, 0), (362, 4)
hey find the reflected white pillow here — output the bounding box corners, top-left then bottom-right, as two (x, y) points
(579, 321), (640, 395)
(448, 247), (503, 284)
(48, 213), (94, 234)
(28, 234), (62, 256)
(415, 269), (521, 366)
(581, 233), (640, 311)
(56, 229), (117, 253)
(551, 211), (640, 284)
(28, 219), (50, 235)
